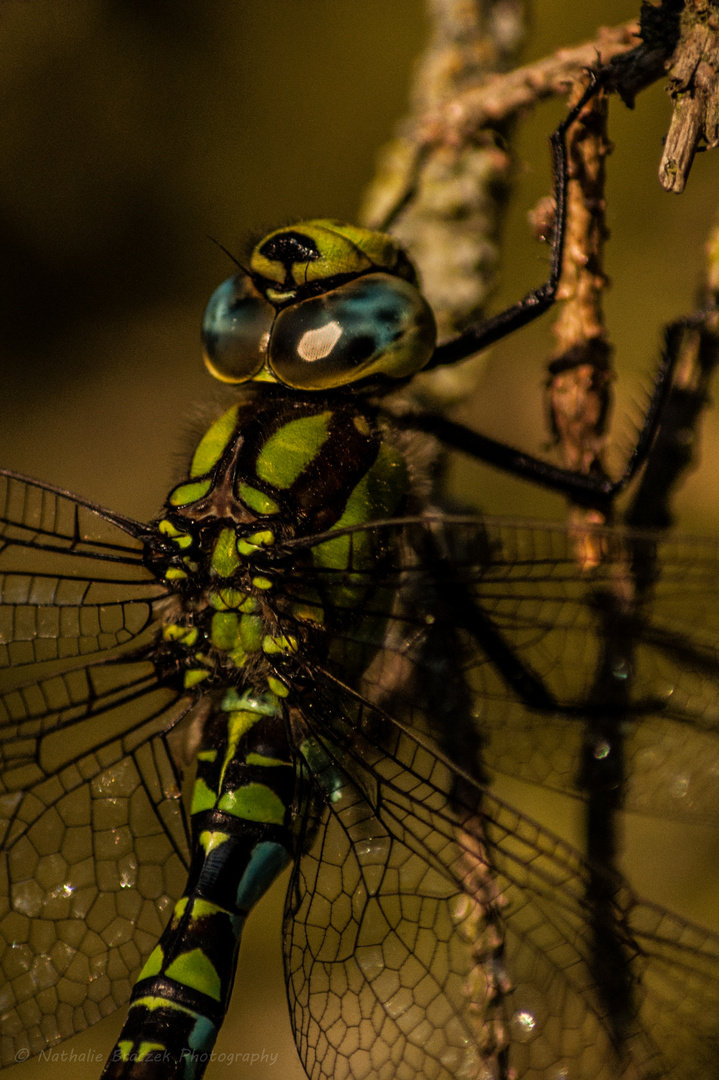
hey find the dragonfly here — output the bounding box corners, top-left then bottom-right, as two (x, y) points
(2, 86), (719, 1080)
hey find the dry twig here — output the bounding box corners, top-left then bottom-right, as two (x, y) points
(545, 88), (613, 484)
(361, 0), (530, 346)
(416, 21), (639, 146)
(659, 0), (719, 193)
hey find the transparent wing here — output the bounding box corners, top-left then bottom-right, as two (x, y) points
(278, 515), (719, 823)
(284, 682), (719, 1080)
(0, 472), (192, 1063)
(0, 468), (163, 671)
(458, 519), (719, 822)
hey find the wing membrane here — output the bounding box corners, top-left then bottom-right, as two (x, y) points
(0, 468), (150, 559)
(285, 682), (719, 1080)
(0, 471), (165, 671)
(0, 727), (190, 1065)
(279, 516), (719, 822)
(0, 473), (192, 1062)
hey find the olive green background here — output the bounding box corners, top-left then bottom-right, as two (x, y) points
(1, 3), (719, 1079)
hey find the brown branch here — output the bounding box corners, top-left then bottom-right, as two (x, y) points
(546, 87), (612, 480)
(659, 0), (719, 193)
(542, 86), (614, 561)
(361, 0), (530, 352)
(417, 21), (641, 146)
(360, 9), (676, 351)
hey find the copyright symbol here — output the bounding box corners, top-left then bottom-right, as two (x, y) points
(15, 1049), (30, 1063)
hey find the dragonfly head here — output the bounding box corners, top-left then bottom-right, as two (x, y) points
(202, 219), (437, 392)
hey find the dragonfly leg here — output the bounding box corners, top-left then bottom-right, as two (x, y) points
(400, 313), (709, 506)
(425, 73), (604, 372)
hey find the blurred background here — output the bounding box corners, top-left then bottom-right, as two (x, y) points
(2, 2), (719, 1078)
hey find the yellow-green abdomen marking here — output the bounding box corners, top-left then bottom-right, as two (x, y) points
(102, 689), (294, 1080)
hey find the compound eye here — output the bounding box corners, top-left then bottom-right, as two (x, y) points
(268, 272), (436, 390)
(202, 273), (275, 383)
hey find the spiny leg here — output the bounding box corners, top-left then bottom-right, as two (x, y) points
(399, 309), (709, 509)
(425, 74), (602, 370)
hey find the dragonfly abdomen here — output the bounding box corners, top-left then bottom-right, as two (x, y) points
(101, 695), (295, 1079)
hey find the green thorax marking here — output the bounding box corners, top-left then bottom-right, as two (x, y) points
(164, 399), (410, 537)
(255, 411), (332, 489)
(312, 439), (407, 575)
(211, 528), (241, 576)
(190, 404), (240, 477)
(169, 479), (211, 507)
(237, 483), (280, 515)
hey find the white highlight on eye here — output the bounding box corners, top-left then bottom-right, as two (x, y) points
(297, 320), (343, 361)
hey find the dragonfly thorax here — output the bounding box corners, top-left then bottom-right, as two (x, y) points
(150, 390), (411, 698)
